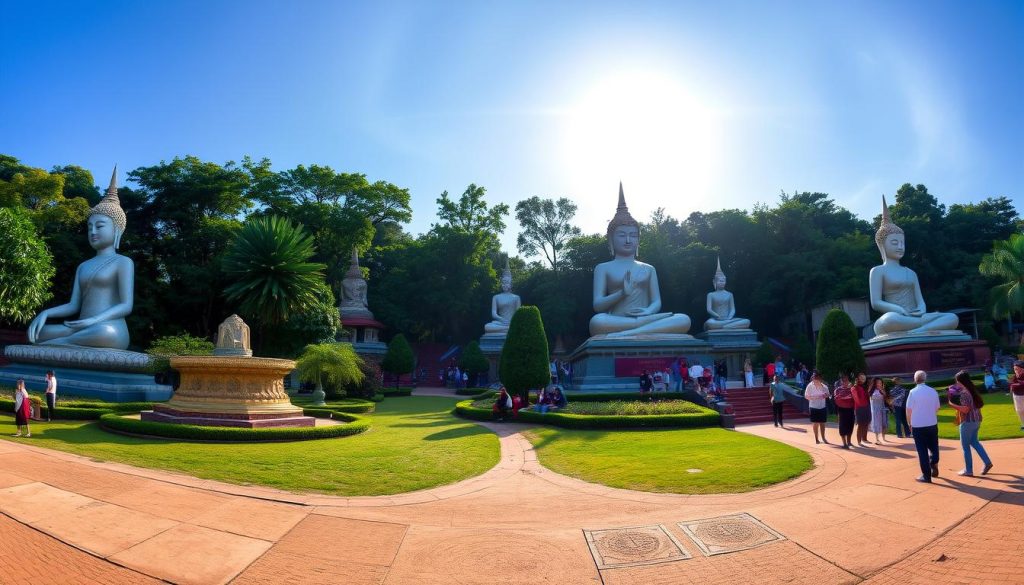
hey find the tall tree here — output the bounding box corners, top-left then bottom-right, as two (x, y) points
(435, 184), (509, 235)
(514, 196), (581, 272)
(0, 207), (55, 324)
(499, 306), (550, 401)
(979, 234), (1024, 320)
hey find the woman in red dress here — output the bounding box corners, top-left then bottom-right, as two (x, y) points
(13, 379), (31, 437)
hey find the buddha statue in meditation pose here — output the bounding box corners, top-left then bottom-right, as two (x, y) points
(869, 196), (958, 337)
(483, 259), (521, 335)
(27, 167), (135, 350)
(704, 257), (750, 331)
(589, 184), (691, 338)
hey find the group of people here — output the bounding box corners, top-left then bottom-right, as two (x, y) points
(792, 367), (1000, 482)
(9, 371), (58, 437)
(440, 364), (470, 389)
(762, 354), (811, 386)
(492, 378), (568, 420)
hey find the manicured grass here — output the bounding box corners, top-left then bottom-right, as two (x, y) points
(524, 427), (813, 494)
(938, 392), (1023, 440)
(0, 396), (499, 496)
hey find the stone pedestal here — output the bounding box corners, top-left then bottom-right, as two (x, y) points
(480, 333), (507, 382)
(0, 345), (172, 402)
(567, 334), (711, 392)
(338, 317), (387, 363)
(141, 355), (313, 428)
(696, 329), (761, 385)
(861, 336), (989, 378)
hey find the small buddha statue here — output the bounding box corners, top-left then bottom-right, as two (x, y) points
(214, 314), (252, 357)
(483, 259), (521, 335)
(869, 196), (958, 337)
(589, 184), (690, 337)
(704, 257), (751, 331)
(26, 167), (135, 350)
(340, 247), (369, 310)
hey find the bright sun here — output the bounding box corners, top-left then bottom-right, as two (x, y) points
(562, 71), (723, 223)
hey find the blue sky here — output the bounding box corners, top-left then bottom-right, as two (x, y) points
(2, 0), (1021, 256)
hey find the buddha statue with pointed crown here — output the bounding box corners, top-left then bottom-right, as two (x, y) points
(26, 167), (136, 350)
(869, 196), (958, 337)
(483, 258), (522, 335)
(589, 184), (691, 338)
(704, 257), (750, 331)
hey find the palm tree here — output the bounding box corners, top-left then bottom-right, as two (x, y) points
(295, 342), (364, 405)
(222, 215), (327, 325)
(979, 233), (1024, 320)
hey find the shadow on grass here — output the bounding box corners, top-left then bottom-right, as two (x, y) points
(422, 426), (493, 441)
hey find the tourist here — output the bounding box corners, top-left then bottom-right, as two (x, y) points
(461, 370), (469, 389)
(639, 370), (653, 399)
(12, 379), (31, 437)
(550, 387), (568, 410)
(1011, 360), (1024, 430)
(511, 393), (524, 416)
(946, 370), (993, 476)
(774, 356), (786, 381)
(743, 358), (754, 388)
(992, 362), (1008, 391)
(652, 368), (665, 393)
(492, 387), (513, 421)
(906, 370), (941, 483)
(833, 374), (855, 449)
(44, 370), (57, 422)
(889, 377), (911, 438)
(805, 371), (830, 444)
(689, 363), (703, 390)
(983, 368), (995, 392)
(868, 377), (889, 444)
(852, 372), (871, 447)
(763, 361), (774, 385)
(769, 375), (787, 428)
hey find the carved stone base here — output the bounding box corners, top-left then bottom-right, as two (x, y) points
(3, 344), (155, 373)
(0, 362), (171, 402)
(567, 336), (711, 392)
(863, 338), (989, 378)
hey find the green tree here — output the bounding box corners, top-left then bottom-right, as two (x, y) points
(754, 339), (775, 368)
(979, 233), (1024, 319)
(499, 306), (550, 401)
(222, 215), (327, 326)
(0, 207), (55, 324)
(296, 342), (364, 405)
(263, 281), (340, 358)
(435, 184), (509, 235)
(459, 340), (490, 386)
(381, 333), (415, 387)
(791, 333), (815, 368)
(815, 309), (866, 383)
(514, 196), (581, 272)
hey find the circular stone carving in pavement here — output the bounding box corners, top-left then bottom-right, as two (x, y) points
(695, 520), (763, 546)
(601, 531), (662, 557)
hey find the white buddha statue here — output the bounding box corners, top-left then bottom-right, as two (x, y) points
(589, 184), (690, 338)
(483, 259), (521, 335)
(704, 257), (750, 331)
(869, 196), (958, 337)
(26, 167), (135, 350)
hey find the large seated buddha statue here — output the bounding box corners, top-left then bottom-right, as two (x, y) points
(26, 167), (135, 350)
(704, 257), (750, 331)
(483, 259), (521, 335)
(589, 184), (691, 338)
(869, 196), (958, 337)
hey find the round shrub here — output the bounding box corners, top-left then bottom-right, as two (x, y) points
(499, 306), (550, 400)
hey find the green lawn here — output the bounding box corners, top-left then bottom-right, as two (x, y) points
(524, 427), (813, 494)
(0, 396), (499, 496)
(938, 392), (1023, 440)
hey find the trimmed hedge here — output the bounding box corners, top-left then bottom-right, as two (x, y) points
(99, 411), (370, 442)
(455, 387), (492, 396)
(454, 399), (720, 429)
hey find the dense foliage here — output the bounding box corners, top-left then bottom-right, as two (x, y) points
(295, 343), (365, 401)
(0, 207), (55, 322)
(815, 309), (866, 382)
(459, 341), (489, 375)
(381, 333), (414, 380)
(499, 306), (550, 399)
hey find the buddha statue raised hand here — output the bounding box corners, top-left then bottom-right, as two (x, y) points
(26, 167), (135, 350)
(588, 184), (690, 338)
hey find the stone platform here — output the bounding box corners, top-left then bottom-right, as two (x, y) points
(567, 334), (711, 392)
(0, 345), (172, 401)
(142, 407), (314, 428)
(862, 337), (989, 377)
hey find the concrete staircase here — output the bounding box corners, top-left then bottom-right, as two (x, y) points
(726, 386), (806, 425)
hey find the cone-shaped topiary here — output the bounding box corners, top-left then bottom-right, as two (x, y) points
(499, 306), (550, 401)
(382, 333), (415, 387)
(459, 340), (490, 386)
(815, 309), (866, 383)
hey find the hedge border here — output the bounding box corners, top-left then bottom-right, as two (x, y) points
(454, 399), (720, 429)
(98, 410), (370, 442)
(455, 387), (492, 396)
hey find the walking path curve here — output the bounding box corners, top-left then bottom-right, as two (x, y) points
(1, 391), (1021, 584)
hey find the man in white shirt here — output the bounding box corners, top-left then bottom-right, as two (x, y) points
(45, 370), (57, 422)
(905, 370), (941, 483)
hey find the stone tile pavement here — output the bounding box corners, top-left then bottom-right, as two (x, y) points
(0, 411), (1022, 584)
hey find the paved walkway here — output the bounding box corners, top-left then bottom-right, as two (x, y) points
(0, 403), (1022, 584)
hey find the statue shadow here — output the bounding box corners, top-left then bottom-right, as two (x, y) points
(422, 426), (495, 441)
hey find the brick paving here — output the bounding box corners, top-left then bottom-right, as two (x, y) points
(0, 410), (1022, 584)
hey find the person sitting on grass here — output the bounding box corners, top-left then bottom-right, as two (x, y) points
(492, 387), (512, 421)
(511, 393), (524, 416)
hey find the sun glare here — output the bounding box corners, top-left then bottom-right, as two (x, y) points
(562, 72), (723, 224)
